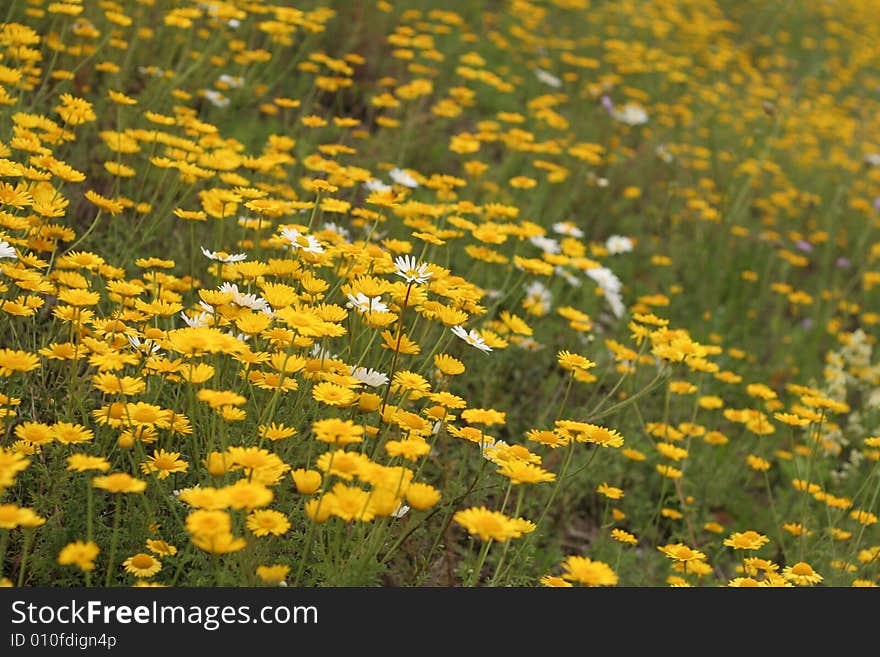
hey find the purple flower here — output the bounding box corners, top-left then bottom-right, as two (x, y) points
(794, 240), (813, 253)
(835, 257), (851, 268)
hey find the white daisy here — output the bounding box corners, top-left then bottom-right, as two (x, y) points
(200, 246), (247, 263)
(393, 255), (432, 284)
(322, 221), (350, 240)
(611, 103), (648, 126)
(451, 325), (492, 352)
(217, 74), (244, 89)
(127, 335), (162, 354)
(346, 293), (388, 314)
(529, 235), (561, 254)
(217, 282), (272, 314)
(349, 366), (389, 387)
(203, 89), (230, 108)
(481, 438), (508, 461)
(280, 227), (324, 254)
(310, 344), (339, 361)
(605, 235), (634, 255)
(364, 179), (392, 192)
(555, 266), (582, 288)
(535, 68), (562, 88)
(389, 168), (419, 188)
(0, 240), (17, 260)
(586, 266), (625, 318)
(524, 280), (552, 314)
(180, 310), (212, 328)
(552, 221), (584, 238)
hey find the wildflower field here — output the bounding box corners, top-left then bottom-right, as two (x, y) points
(0, 0), (879, 589)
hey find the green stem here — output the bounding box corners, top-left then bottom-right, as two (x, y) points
(16, 530), (33, 587)
(104, 498), (123, 587)
(489, 487), (524, 586)
(762, 471), (788, 563)
(86, 482), (94, 587)
(0, 530), (9, 580)
(468, 538), (493, 587)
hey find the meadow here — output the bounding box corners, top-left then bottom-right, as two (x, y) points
(0, 0), (879, 587)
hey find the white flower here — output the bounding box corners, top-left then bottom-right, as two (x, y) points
(555, 266), (582, 288)
(389, 168), (419, 188)
(605, 235), (634, 255)
(552, 221), (584, 238)
(391, 503), (410, 519)
(180, 310), (212, 328)
(524, 280), (552, 314)
(310, 344), (338, 361)
(585, 266), (622, 293)
(604, 290), (625, 318)
(346, 293), (388, 314)
(364, 179), (391, 192)
(611, 103), (648, 126)
(349, 366), (389, 387)
(127, 335), (162, 354)
(217, 74), (244, 88)
(322, 221), (350, 240)
(0, 240), (17, 259)
(280, 227), (324, 254)
(864, 153), (880, 167)
(203, 89), (230, 108)
(200, 246), (247, 263)
(586, 266), (625, 318)
(529, 235), (561, 254)
(588, 173), (610, 187)
(535, 68), (562, 88)
(217, 282), (272, 314)
(656, 144), (674, 163)
(451, 325), (492, 352)
(227, 18), (241, 28)
(481, 438), (508, 461)
(393, 255), (432, 284)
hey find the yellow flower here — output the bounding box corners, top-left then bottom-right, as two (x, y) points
(560, 556), (618, 586)
(66, 454), (110, 472)
(311, 418), (364, 445)
(256, 565), (290, 585)
(782, 562), (823, 586)
(146, 539), (177, 557)
(246, 510), (291, 537)
(404, 483), (440, 510)
(58, 541), (100, 571)
(453, 506), (535, 542)
(597, 483), (624, 500)
(611, 529), (637, 545)
(140, 449), (188, 479)
(723, 531), (770, 550)
(658, 543), (706, 562)
(93, 472), (147, 494)
(0, 349), (40, 376)
(123, 553), (162, 578)
(291, 469), (322, 494)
